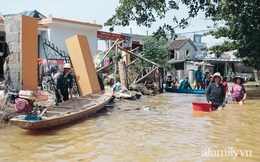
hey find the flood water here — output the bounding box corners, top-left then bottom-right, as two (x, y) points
(0, 87), (260, 162)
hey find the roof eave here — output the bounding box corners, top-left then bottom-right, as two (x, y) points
(38, 17), (102, 29)
(38, 24), (49, 31)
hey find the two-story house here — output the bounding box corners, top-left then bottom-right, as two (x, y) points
(169, 38), (197, 60)
(168, 38), (197, 70)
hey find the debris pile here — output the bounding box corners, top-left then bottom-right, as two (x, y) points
(97, 42), (164, 100)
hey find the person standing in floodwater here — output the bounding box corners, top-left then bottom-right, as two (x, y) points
(202, 69), (210, 89)
(221, 76), (229, 103)
(230, 76), (247, 105)
(193, 66), (202, 89)
(206, 72), (226, 111)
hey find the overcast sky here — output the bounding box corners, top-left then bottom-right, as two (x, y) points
(1, 0), (225, 49)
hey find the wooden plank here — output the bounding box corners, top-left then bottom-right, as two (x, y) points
(21, 15), (38, 92)
(126, 54), (145, 67)
(95, 39), (124, 69)
(130, 67), (158, 86)
(52, 106), (75, 109)
(96, 63), (112, 73)
(66, 35), (101, 95)
(133, 68), (144, 83)
(121, 46), (139, 58)
(61, 104), (96, 114)
(118, 60), (128, 88)
(0, 111), (26, 115)
(119, 47), (161, 67)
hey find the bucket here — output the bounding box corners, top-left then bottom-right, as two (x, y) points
(192, 102), (211, 112)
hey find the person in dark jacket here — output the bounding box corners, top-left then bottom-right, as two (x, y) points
(166, 75), (174, 88)
(56, 63), (73, 103)
(206, 72), (226, 110)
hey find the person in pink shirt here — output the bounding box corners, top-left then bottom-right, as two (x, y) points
(230, 76), (247, 104)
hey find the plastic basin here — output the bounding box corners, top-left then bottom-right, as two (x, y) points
(192, 102), (211, 112)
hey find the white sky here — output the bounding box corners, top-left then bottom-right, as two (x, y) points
(1, 0), (225, 50)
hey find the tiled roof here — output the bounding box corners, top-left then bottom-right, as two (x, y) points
(169, 38), (197, 51)
(169, 38), (189, 50)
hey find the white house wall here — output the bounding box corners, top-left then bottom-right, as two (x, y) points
(133, 37), (143, 44)
(176, 50), (180, 60)
(178, 41), (196, 60)
(0, 24), (4, 31)
(46, 24), (98, 57)
(38, 31), (49, 58)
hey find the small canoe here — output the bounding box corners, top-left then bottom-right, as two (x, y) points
(9, 90), (113, 130)
(165, 87), (206, 94)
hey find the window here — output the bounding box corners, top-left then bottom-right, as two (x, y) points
(194, 34), (202, 43)
(169, 50), (174, 59)
(0, 36), (4, 42)
(186, 50), (190, 58)
(0, 43), (3, 52)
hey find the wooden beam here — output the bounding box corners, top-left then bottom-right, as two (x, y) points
(119, 47), (161, 67)
(126, 54), (145, 68)
(118, 60), (128, 88)
(133, 68), (144, 83)
(66, 35), (101, 95)
(95, 39), (123, 69)
(130, 67), (158, 87)
(96, 63), (112, 73)
(95, 48), (109, 59)
(121, 46), (139, 58)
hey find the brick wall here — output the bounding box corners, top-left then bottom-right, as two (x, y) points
(5, 15), (22, 90)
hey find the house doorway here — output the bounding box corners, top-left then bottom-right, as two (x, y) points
(0, 32), (8, 80)
(214, 64), (225, 76)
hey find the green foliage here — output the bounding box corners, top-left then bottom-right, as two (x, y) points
(202, 0), (260, 69)
(105, 0), (205, 40)
(102, 51), (121, 73)
(140, 36), (172, 71)
(107, 51), (121, 62)
(105, 0), (260, 70)
(203, 41), (237, 56)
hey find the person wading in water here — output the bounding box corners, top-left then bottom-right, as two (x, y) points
(230, 76), (247, 105)
(193, 66), (202, 89)
(206, 72), (226, 111)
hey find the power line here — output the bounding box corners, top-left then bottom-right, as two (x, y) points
(176, 29), (216, 35)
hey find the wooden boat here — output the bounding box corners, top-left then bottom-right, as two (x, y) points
(9, 90), (113, 130)
(165, 87), (206, 94)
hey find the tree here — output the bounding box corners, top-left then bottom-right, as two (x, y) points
(105, 0), (204, 39)
(139, 36), (171, 71)
(105, 0), (260, 70)
(203, 0), (260, 70)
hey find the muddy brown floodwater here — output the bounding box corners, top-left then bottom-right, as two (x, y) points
(0, 87), (259, 162)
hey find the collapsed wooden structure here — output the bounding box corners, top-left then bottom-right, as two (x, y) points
(96, 39), (164, 99)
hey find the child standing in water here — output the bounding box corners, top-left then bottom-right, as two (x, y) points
(230, 76), (247, 104)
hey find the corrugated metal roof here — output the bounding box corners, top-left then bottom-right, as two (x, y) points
(4, 10), (46, 19)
